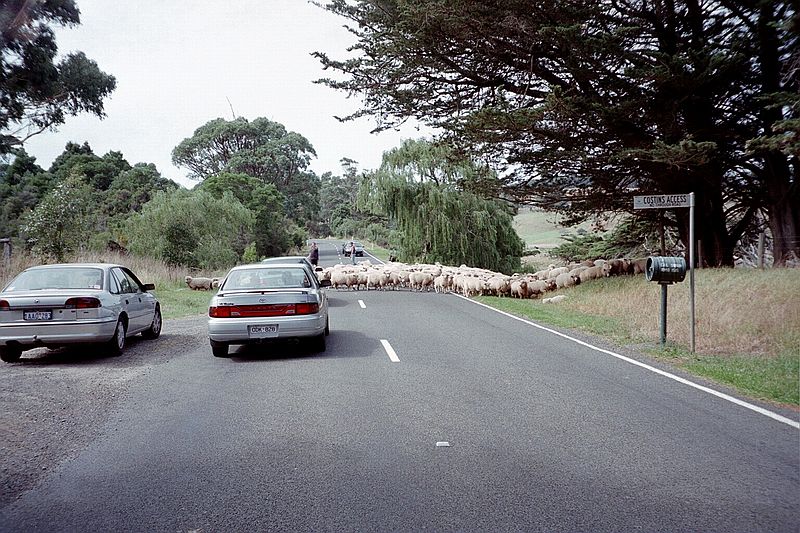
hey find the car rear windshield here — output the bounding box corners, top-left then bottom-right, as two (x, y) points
(4, 268), (104, 292)
(223, 268), (311, 290)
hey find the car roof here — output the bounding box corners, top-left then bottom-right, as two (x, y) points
(261, 256), (309, 264)
(23, 263), (118, 270)
(230, 263), (310, 272)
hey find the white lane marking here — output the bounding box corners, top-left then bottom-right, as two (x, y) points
(358, 300), (366, 309)
(381, 339), (400, 363)
(452, 293), (799, 429)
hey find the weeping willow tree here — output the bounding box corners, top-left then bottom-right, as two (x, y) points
(360, 140), (524, 273)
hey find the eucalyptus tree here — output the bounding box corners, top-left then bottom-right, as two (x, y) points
(0, 0), (116, 152)
(361, 140), (524, 272)
(21, 174), (95, 261)
(0, 148), (54, 238)
(315, 0), (798, 266)
(171, 117), (321, 229)
(50, 142), (131, 191)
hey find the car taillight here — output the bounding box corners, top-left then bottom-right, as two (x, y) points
(209, 306), (231, 318)
(0, 300), (9, 311)
(209, 303), (319, 318)
(295, 303), (319, 315)
(64, 297), (101, 309)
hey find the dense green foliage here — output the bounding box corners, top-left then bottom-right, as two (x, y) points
(172, 117), (321, 230)
(316, 0), (799, 266)
(0, 0), (116, 152)
(360, 140), (524, 272)
(0, 144), (182, 259)
(197, 172), (306, 257)
(550, 217), (682, 262)
(21, 174), (94, 261)
(124, 189), (255, 270)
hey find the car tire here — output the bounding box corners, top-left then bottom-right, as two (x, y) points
(107, 319), (126, 357)
(0, 345), (22, 363)
(211, 340), (229, 358)
(325, 317), (330, 336)
(141, 306), (162, 340)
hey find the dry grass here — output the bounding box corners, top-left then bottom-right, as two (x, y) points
(559, 268), (800, 358)
(0, 250), (222, 289)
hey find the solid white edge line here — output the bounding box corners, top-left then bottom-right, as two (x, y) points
(381, 339), (400, 363)
(359, 300), (366, 309)
(451, 293), (799, 429)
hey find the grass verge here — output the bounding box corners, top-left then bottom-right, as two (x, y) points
(152, 283), (214, 320)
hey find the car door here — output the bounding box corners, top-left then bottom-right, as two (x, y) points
(123, 267), (157, 331)
(111, 268), (147, 333)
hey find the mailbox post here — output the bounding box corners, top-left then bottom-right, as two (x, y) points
(633, 193), (696, 352)
(645, 256), (687, 347)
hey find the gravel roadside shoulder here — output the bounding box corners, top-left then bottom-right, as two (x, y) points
(0, 315), (208, 508)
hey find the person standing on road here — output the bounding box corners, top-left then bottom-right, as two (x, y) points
(350, 241), (357, 265)
(308, 242), (319, 267)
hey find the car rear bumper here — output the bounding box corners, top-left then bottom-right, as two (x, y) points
(208, 314), (327, 344)
(0, 318), (118, 349)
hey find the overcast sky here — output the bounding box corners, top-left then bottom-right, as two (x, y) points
(24, 0), (425, 188)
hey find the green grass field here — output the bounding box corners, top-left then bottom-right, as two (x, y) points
(513, 207), (597, 250)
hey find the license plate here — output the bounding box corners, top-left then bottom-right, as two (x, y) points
(248, 324), (278, 338)
(24, 310), (52, 321)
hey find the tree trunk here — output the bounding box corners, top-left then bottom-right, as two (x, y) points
(757, 4), (800, 266)
(677, 179), (734, 267)
(765, 154), (800, 266)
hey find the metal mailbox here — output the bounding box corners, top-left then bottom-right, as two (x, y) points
(646, 256), (687, 284)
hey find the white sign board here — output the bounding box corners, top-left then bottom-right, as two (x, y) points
(633, 194), (693, 209)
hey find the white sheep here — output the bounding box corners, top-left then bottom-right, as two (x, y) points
(542, 295), (567, 304)
(579, 265), (604, 283)
(555, 271), (580, 289)
(185, 276), (213, 290)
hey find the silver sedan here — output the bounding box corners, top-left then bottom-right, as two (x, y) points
(0, 263), (162, 362)
(208, 263), (331, 357)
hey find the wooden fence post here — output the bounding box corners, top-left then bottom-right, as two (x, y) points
(0, 238), (10, 266)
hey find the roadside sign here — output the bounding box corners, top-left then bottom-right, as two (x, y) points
(632, 192), (697, 353)
(633, 194), (693, 209)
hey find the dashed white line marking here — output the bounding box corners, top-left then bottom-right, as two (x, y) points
(453, 293), (799, 429)
(380, 339), (400, 363)
(358, 300), (366, 309)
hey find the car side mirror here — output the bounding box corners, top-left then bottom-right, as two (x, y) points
(319, 279), (331, 288)
(142, 283), (155, 291)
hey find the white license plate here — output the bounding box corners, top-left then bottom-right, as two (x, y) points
(24, 310), (52, 321)
(248, 324), (278, 338)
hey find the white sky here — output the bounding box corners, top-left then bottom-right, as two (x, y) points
(23, 0), (426, 188)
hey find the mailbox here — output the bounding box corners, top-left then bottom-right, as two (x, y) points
(646, 256), (686, 284)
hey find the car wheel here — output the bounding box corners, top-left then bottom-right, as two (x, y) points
(325, 317), (330, 336)
(211, 340), (229, 358)
(107, 319), (127, 357)
(0, 345), (22, 363)
(141, 306), (162, 339)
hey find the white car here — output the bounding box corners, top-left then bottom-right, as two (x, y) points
(0, 263), (162, 362)
(208, 263), (331, 357)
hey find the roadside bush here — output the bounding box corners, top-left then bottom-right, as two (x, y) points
(123, 189), (254, 270)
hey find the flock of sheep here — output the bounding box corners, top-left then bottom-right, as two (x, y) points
(184, 257), (649, 300)
(315, 257), (649, 299)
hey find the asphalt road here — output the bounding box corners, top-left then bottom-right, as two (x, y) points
(1, 242), (798, 532)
